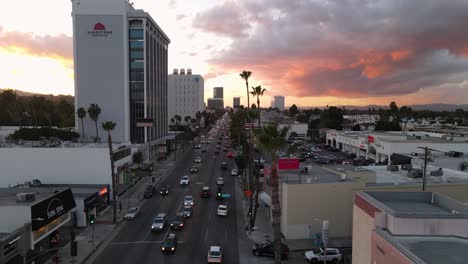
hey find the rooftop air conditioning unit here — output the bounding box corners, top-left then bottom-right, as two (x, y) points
(16, 193), (36, 203)
(387, 165), (399, 171)
(430, 168), (443, 177)
(407, 169), (423, 178)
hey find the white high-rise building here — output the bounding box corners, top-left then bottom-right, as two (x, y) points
(271, 96), (285, 111)
(72, 0), (170, 144)
(168, 68), (204, 121)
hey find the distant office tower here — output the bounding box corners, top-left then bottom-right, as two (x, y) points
(207, 98), (224, 110)
(168, 69), (204, 122)
(233, 97), (241, 108)
(72, 0), (170, 144)
(272, 96), (285, 111)
(213, 87), (223, 99)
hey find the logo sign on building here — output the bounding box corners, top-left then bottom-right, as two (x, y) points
(88, 22), (113, 37)
(136, 118), (154, 127)
(368, 135), (374, 143)
(278, 158), (300, 170)
(31, 188), (76, 231)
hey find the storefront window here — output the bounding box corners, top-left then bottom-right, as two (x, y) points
(33, 213), (69, 242)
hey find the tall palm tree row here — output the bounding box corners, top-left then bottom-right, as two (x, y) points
(256, 125), (289, 264)
(102, 121), (118, 224)
(76, 107), (87, 139)
(249, 85), (266, 228)
(88, 104), (101, 142)
(240, 71), (252, 109)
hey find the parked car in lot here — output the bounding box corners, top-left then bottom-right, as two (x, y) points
(207, 246), (223, 263)
(252, 240), (289, 260)
(160, 185), (170, 195)
(227, 152), (234, 158)
(170, 213), (185, 230)
(183, 195), (194, 206)
(201, 186), (211, 198)
(124, 207), (140, 220)
(180, 175), (190, 185)
(304, 248), (342, 263)
(151, 213), (167, 231)
(216, 177), (224, 186)
(231, 169), (238, 176)
(161, 233), (177, 253)
(217, 205), (228, 216)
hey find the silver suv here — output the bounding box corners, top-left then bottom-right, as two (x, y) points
(151, 213), (167, 231)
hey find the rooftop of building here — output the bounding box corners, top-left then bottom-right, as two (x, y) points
(127, 4), (170, 42)
(376, 228), (468, 264)
(361, 191), (468, 218)
(327, 129), (468, 143)
(279, 165), (357, 184)
(0, 184), (105, 206)
(0, 140), (132, 149)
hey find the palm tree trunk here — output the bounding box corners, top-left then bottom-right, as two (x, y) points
(80, 118), (85, 140)
(246, 81), (250, 109)
(95, 121), (99, 141)
(107, 132), (117, 224)
(270, 159), (282, 264)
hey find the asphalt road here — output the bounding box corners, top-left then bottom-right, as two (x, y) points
(92, 135), (239, 264)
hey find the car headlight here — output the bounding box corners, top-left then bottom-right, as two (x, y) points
(171, 247), (175, 251)
(160, 226), (163, 229)
(180, 223), (183, 226)
(161, 247), (165, 250)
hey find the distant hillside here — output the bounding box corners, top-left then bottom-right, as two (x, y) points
(0, 89), (74, 103)
(299, 104), (468, 111)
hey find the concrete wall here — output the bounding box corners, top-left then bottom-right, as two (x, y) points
(281, 181), (468, 240)
(281, 180), (366, 239)
(0, 206), (30, 233)
(0, 148), (112, 188)
(387, 216), (468, 237)
(352, 205), (375, 264)
(370, 231), (412, 264)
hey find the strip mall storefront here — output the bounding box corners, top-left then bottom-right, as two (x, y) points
(31, 188), (76, 253)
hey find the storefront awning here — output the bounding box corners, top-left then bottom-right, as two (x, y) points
(259, 192), (272, 207)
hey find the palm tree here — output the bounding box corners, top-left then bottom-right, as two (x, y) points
(250, 85), (266, 127)
(256, 124), (289, 264)
(174, 115), (182, 125)
(88, 104), (101, 141)
(76, 107), (86, 139)
(102, 121), (117, 224)
(196, 111), (202, 126)
(184, 115), (191, 124)
(240, 71), (252, 109)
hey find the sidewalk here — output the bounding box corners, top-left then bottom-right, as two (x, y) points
(44, 151), (180, 264)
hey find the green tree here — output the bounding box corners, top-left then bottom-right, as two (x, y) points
(184, 115), (191, 124)
(289, 104), (299, 117)
(76, 107), (86, 139)
(102, 121), (117, 224)
(240, 71), (252, 109)
(88, 104), (102, 141)
(256, 124), (289, 264)
(250, 85), (266, 127)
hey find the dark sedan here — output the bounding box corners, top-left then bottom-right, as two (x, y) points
(161, 233), (177, 253)
(170, 214), (185, 230)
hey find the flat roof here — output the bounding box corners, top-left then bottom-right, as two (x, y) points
(377, 229), (468, 264)
(361, 191), (468, 218)
(365, 165), (468, 185)
(0, 184), (104, 206)
(279, 165), (356, 184)
(1, 142), (130, 149)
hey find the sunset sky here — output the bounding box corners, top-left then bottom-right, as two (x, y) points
(1, 0), (468, 107)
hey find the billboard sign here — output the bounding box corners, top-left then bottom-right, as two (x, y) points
(278, 158), (300, 170)
(31, 188), (76, 230)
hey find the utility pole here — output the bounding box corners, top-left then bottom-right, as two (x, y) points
(422, 147), (428, 191)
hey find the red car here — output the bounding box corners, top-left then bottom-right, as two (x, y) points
(227, 152), (234, 158)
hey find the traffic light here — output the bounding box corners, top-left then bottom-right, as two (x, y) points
(89, 214), (95, 225)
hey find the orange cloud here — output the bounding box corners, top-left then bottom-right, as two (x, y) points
(0, 27), (73, 66)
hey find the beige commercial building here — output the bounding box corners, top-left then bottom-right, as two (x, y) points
(260, 163), (468, 245)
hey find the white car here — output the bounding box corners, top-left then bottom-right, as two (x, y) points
(151, 213), (167, 231)
(124, 207), (140, 220)
(304, 248), (342, 263)
(194, 157), (202, 163)
(180, 175), (190, 185)
(207, 246), (223, 263)
(216, 177), (224, 186)
(217, 205), (228, 216)
(184, 195), (194, 206)
(231, 169), (238, 176)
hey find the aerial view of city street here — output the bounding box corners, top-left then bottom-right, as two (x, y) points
(1, 0), (468, 263)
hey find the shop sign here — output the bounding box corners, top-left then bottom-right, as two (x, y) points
(368, 135), (374, 143)
(278, 158), (300, 170)
(31, 188), (76, 230)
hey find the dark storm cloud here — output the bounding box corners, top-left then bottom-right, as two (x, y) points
(194, 0), (468, 97)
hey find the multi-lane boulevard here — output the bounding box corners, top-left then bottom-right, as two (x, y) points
(92, 130), (239, 263)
